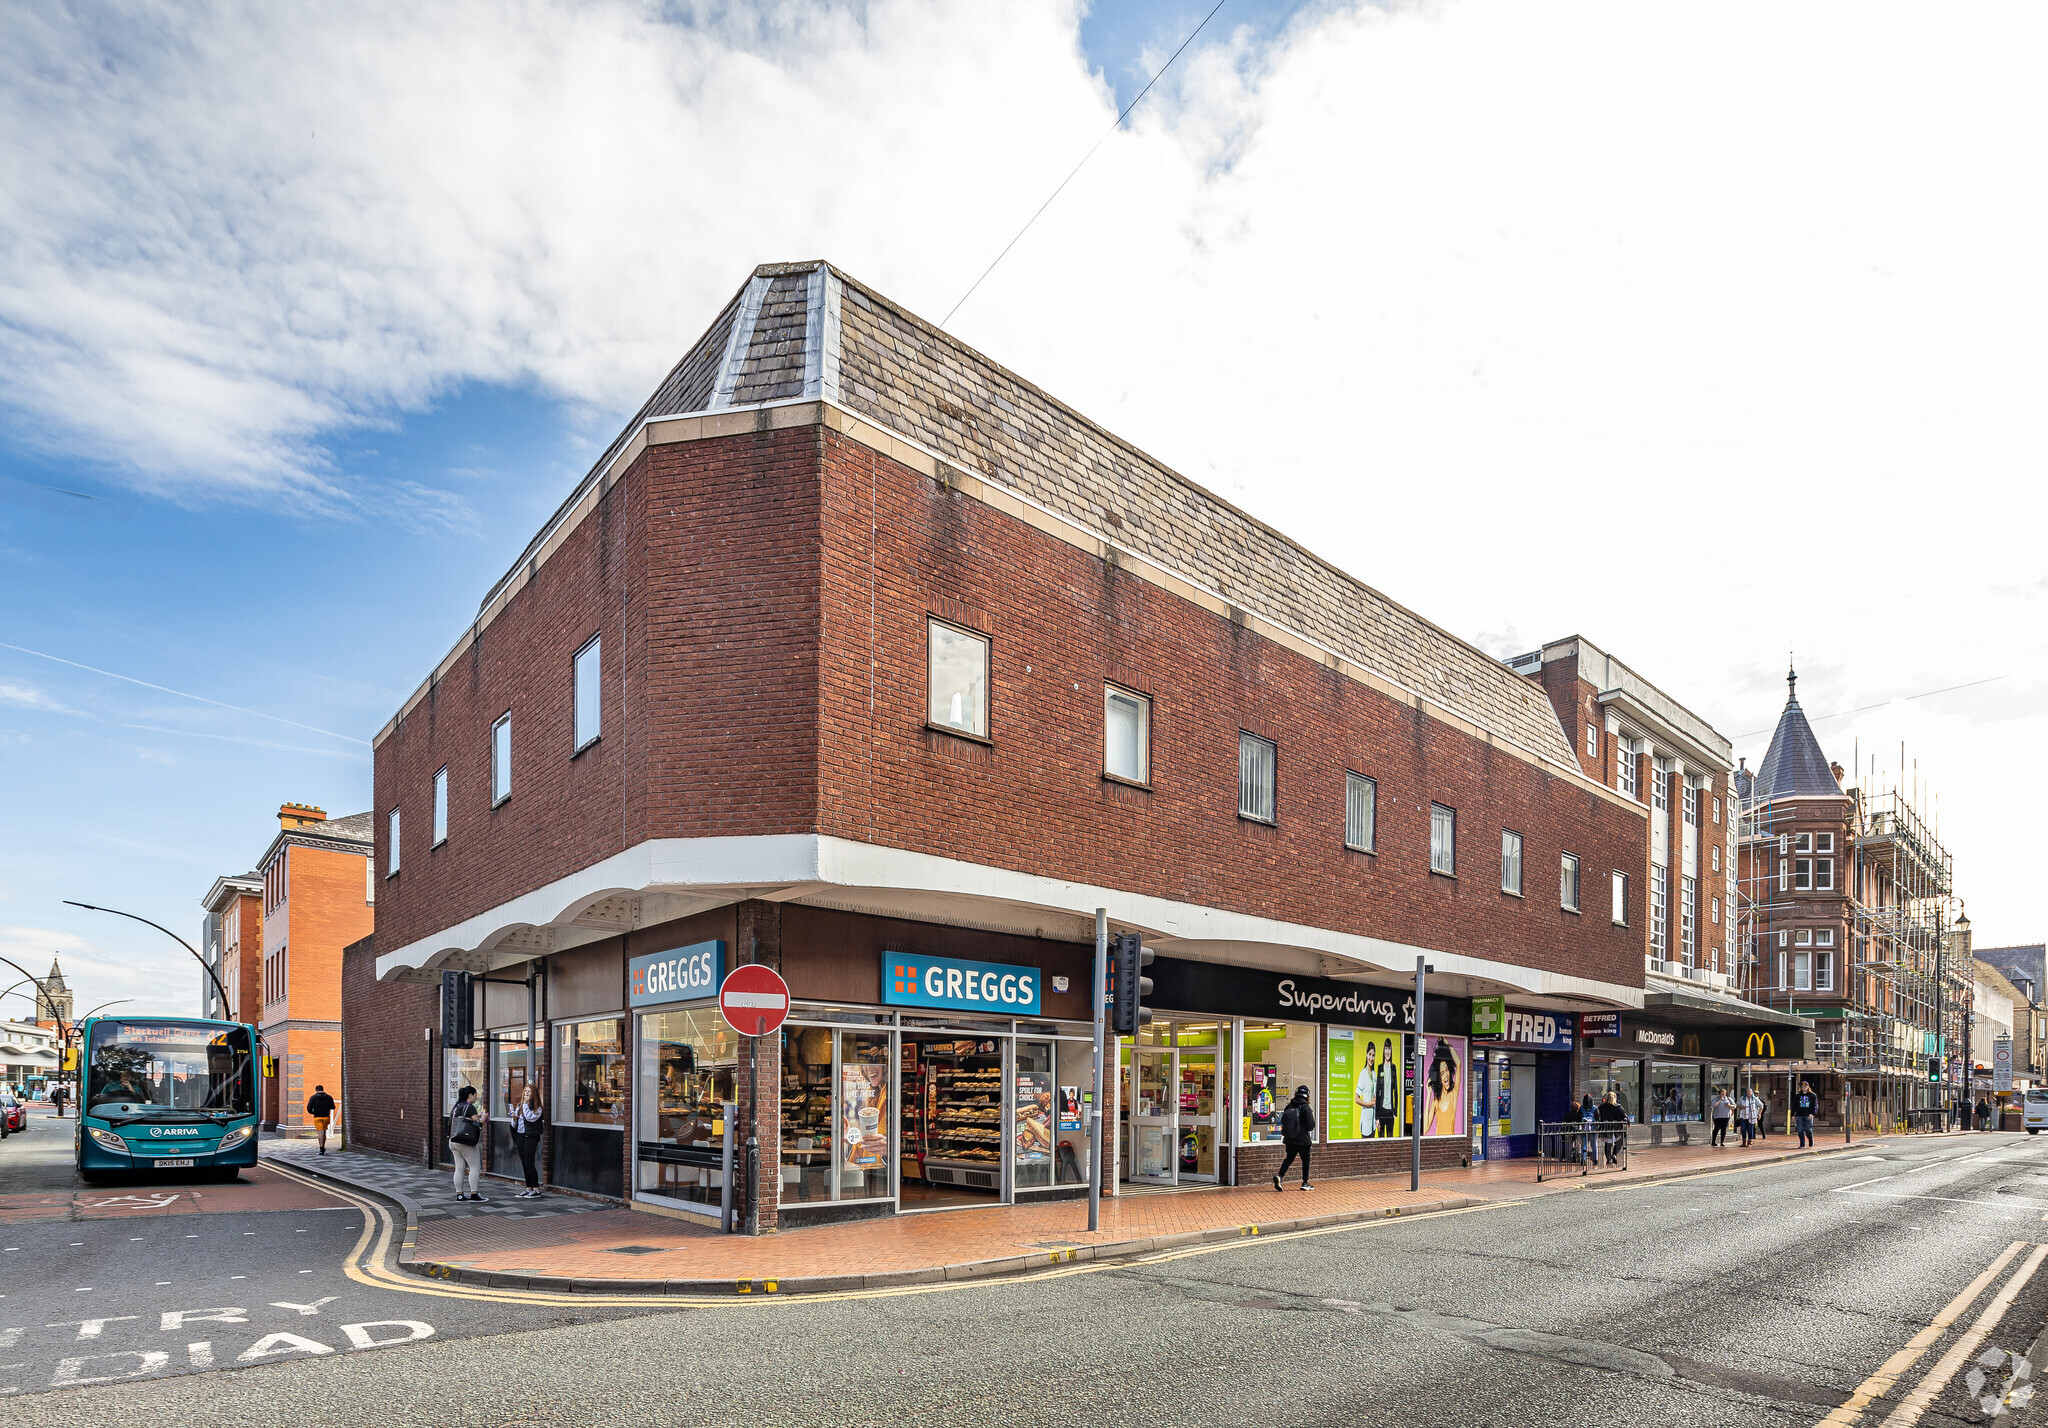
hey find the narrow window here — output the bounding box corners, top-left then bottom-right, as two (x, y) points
(1712, 796), (1721, 824)
(1650, 865), (1668, 958)
(1682, 785), (1698, 828)
(1793, 950), (1812, 992)
(491, 713), (512, 806)
(1814, 858), (1834, 892)
(1611, 871), (1628, 926)
(1794, 858), (1812, 891)
(1711, 896), (1720, 924)
(432, 766), (448, 847)
(573, 635), (602, 751)
(1652, 768), (1667, 813)
(1615, 737), (1637, 798)
(1500, 830), (1523, 895)
(1778, 858), (1790, 893)
(926, 619), (989, 738)
(1586, 723), (1598, 758)
(1560, 853), (1580, 912)
(1680, 876), (1696, 965)
(1429, 803), (1456, 876)
(387, 808), (401, 876)
(1815, 951), (1833, 992)
(1103, 685), (1149, 783)
(1344, 772), (1376, 853)
(1238, 733), (1276, 823)
(1711, 844), (1720, 872)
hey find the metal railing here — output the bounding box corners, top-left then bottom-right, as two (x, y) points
(1535, 1121), (1631, 1181)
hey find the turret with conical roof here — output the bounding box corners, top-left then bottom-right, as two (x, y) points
(1754, 662), (1842, 801)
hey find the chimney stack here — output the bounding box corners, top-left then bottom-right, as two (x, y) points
(1829, 762), (1846, 783)
(279, 802), (328, 831)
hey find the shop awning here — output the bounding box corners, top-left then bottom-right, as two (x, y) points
(1640, 989), (1813, 1033)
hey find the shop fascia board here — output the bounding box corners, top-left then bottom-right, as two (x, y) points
(369, 398), (1638, 819)
(374, 832), (1647, 1013)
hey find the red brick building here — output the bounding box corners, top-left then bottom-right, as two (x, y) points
(201, 873), (262, 1023)
(248, 804), (373, 1132)
(350, 261), (1798, 1229)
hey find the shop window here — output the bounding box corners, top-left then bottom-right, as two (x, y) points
(1500, 830), (1523, 896)
(573, 635), (601, 752)
(1326, 1027), (1409, 1142)
(1560, 853), (1580, 913)
(927, 619), (988, 739)
(431, 766), (448, 847)
(1015, 1041), (1057, 1190)
(1344, 772), (1376, 853)
(555, 1019), (626, 1127)
(1242, 1022), (1320, 1144)
(491, 713), (511, 806)
(1587, 1060), (1641, 1123)
(1239, 732), (1276, 822)
(1103, 685), (1150, 784)
(783, 1026), (896, 1206)
(1430, 803), (1456, 876)
(492, 1036), (538, 1120)
(1649, 1063), (1703, 1124)
(781, 1026), (835, 1205)
(836, 1032), (891, 1201)
(441, 1044), (484, 1164)
(635, 1009), (737, 1208)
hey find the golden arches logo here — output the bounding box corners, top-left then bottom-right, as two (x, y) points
(1745, 1032), (1776, 1057)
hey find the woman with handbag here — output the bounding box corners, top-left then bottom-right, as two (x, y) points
(448, 1084), (487, 1202)
(511, 1084), (546, 1199)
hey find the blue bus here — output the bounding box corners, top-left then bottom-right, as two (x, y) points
(75, 1016), (259, 1182)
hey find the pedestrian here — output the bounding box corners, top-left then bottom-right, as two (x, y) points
(1793, 1080), (1819, 1148)
(1977, 1096), (1992, 1132)
(50, 1083), (65, 1118)
(1711, 1089), (1734, 1147)
(1576, 1092), (1598, 1165)
(1597, 1091), (1629, 1164)
(511, 1084), (546, 1199)
(1737, 1088), (1760, 1148)
(304, 1084), (336, 1155)
(1273, 1085), (1315, 1191)
(448, 1084), (487, 1202)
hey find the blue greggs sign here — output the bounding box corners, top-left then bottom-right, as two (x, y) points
(883, 953), (1040, 1015)
(629, 940), (725, 1007)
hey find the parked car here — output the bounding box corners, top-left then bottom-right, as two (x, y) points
(2025, 1088), (2048, 1136)
(0, 1093), (25, 1137)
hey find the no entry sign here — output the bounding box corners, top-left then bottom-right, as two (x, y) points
(719, 964), (791, 1038)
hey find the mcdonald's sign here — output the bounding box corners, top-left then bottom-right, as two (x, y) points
(1744, 1032), (1776, 1058)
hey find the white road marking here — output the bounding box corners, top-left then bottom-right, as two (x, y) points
(1880, 1243), (2048, 1427)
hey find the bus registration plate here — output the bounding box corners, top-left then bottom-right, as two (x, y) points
(156, 1158), (194, 1168)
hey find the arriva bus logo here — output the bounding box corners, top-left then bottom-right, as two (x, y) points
(1745, 1032), (1776, 1057)
(148, 1126), (202, 1137)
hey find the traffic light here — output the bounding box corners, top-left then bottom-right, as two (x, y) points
(1929, 1057), (1941, 1082)
(1110, 933), (1153, 1036)
(441, 969), (475, 1049)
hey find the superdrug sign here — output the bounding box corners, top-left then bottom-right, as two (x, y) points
(1146, 955), (1466, 1035)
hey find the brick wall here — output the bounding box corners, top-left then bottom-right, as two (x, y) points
(815, 429), (1644, 990)
(373, 425), (823, 954)
(340, 934), (438, 1162)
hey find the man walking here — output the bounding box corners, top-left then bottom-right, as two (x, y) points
(1273, 1085), (1315, 1191)
(1793, 1080), (1819, 1148)
(305, 1084), (337, 1155)
(1977, 1096), (1993, 1132)
(50, 1083), (65, 1118)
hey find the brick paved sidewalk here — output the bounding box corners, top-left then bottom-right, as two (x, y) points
(268, 1125), (1949, 1293)
(264, 1135), (610, 1224)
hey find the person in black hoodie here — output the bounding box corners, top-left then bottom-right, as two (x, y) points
(1793, 1081), (1820, 1147)
(1596, 1091), (1629, 1165)
(1273, 1086), (1316, 1191)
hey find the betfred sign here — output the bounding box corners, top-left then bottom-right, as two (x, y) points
(719, 964), (791, 1038)
(1474, 1006), (1574, 1051)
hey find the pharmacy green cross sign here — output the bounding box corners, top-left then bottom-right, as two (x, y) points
(1471, 996), (1505, 1037)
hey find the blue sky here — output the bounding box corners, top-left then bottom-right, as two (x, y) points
(4, 0), (2043, 1019)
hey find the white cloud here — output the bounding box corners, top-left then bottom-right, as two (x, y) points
(0, 681), (78, 715)
(4, 0), (2045, 939)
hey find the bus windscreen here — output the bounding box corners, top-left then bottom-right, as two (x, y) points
(86, 1021), (255, 1119)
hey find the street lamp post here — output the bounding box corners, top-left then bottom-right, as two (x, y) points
(77, 999), (133, 1022)
(63, 900), (234, 1015)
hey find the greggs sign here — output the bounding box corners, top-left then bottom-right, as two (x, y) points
(883, 953), (1041, 1015)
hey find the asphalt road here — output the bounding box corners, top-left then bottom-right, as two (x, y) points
(11, 1114), (2048, 1427)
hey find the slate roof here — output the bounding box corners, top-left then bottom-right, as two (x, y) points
(1754, 669), (1841, 800)
(317, 811), (374, 845)
(469, 261), (1583, 770)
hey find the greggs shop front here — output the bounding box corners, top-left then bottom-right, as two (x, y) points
(550, 904), (1484, 1228)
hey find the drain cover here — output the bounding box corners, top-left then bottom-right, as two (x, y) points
(607, 1244), (666, 1255)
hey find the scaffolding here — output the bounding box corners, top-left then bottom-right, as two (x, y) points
(1736, 746), (1960, 1132)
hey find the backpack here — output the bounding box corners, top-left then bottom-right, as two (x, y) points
(1280, 1102), (1304, 1141)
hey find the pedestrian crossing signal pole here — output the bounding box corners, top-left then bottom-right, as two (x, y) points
(1411, 957), (1431, 1193)
(1089, 910), (1106, 1234)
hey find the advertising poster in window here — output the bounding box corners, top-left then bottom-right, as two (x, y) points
(1359, 1032), (1405, 1138)
(1419, 1034), (1469, 1139)
(839, 1062), (888, 1170)
(1325, 1029), (1358, 1140)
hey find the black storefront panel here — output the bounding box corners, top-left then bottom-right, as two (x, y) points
(551, 1124), (624, 1199)
(1145, 955), (1468, 1034)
